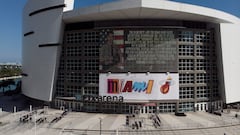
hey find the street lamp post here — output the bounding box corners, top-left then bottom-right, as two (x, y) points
(35, 113), (37, 135)
(99, 118), (102, 135)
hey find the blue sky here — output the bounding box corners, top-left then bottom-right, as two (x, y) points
(0, 0), (27, 63)
(0, 0), (239, 63)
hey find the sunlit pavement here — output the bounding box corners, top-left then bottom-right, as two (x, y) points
(1, 108), (240, 135)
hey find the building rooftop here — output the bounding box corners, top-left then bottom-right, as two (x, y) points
(63, 0), (240, 24)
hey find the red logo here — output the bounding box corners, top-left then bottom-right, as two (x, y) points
(160, 76), (172, 94)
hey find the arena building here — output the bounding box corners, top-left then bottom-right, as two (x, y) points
(22, 0), (240, 114)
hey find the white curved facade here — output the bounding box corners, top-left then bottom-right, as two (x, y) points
(22, 0), (240, 107)
(220, 24), (240, 103)
(22, 0), (73, 101)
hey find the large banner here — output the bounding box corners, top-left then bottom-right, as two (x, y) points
(99, 29), (178, 73)
(99, 73), (179, 101)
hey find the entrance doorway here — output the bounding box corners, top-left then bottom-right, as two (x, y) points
(129, 103), (157, 114)
(129, 105), (141, 114)
(141, 106), (156, 114)
(195, 102), (208, 111)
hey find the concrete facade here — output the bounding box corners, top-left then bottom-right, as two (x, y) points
(22, 0), (74, 101)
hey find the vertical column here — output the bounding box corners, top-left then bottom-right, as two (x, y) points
(193, 30), (198, 112)
(30, 105), (32, 112)
(13, 106), (17, 113)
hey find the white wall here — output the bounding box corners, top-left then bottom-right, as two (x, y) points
(64, 0), (74, 12)
(22, 0), (73, 101)
(220, 23), (240, 103)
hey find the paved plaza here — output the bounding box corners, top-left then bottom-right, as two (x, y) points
(0, 107), (240, 135)
(1, 94), (240, 135)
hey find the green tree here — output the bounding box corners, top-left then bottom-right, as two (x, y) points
(0, 67), (22, 78)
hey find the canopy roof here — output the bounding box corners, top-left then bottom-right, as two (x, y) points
(63, 0), (240, 24)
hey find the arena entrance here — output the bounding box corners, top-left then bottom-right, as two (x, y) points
(129, 103), (157, 114)
(195, 102), (208, 112)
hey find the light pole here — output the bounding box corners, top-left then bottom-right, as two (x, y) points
(35, 113), (37, 135)
(99, 118), (102, 135)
